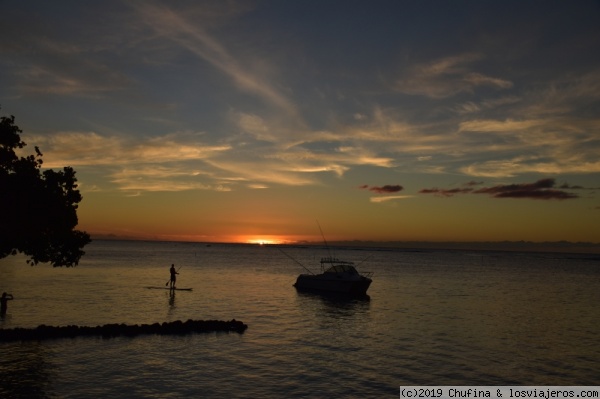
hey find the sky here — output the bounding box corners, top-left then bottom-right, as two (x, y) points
(1, 0), (600, 245)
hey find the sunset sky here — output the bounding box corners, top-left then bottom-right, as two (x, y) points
(1, 1), (599, 244)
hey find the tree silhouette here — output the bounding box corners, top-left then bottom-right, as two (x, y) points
(0, 112), (91, 266)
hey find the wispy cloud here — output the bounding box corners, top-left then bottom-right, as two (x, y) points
(202, 157), (320, 187)
(1, 9), (135, 99)
(459, 118), (546, 132)
(395, 53), (513, 99)
(110, 166), (220, 192)
(28, 131), (230, 168)
(460, 156), (600, 178)
(24, 131), (232, 192)
(370, 195), (413, 203)
(132, 2), (299, 119)
(14, 65), (129, 98)
(5, 2), (599, 203)
(453, 96), (522, 115)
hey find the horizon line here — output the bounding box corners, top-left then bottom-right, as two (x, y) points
(89, 234), (600, 254)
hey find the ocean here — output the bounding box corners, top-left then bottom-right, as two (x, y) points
(1, 240), (598, 398)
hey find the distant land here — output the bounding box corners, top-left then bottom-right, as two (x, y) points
(318, 240), (600, 255)
(91, 234), (600, 254)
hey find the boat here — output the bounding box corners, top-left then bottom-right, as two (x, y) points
(293, 256), (373, 296)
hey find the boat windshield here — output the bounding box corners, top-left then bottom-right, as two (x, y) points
(324, 264), (359, 274)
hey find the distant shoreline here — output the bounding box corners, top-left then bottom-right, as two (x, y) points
(90, 235), (600, 255)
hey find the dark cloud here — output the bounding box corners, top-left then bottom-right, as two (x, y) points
(560, 183), (584, 189)
(473, 178), (578, 200)
(360, 184), (403, 194)
(419, 180), (481, 197)
(465, 181), (484, 187)
(420, 178), (580, 200)
(419, 188), (474, 197)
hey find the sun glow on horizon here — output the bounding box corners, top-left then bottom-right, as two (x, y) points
(244, 236), (292, 245)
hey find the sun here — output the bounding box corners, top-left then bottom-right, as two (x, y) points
(246, 237), (286, 245)
(248, 239), (274, 245)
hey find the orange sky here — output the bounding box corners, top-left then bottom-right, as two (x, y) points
(2, 1), (600, 245)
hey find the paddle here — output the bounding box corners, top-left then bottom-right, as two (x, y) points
(165, 266), (183, 286)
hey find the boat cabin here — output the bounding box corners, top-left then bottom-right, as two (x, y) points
(323, 264), (360, 275)
(320, 257), (360, 274)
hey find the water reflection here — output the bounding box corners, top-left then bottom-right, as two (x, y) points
(167, 289), (178, 320)
(169, 289), (176, 308)
(295, 290), (371, 321)
(0, 342), (55, 398)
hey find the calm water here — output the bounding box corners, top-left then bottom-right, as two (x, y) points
(1, 240), (599, 398)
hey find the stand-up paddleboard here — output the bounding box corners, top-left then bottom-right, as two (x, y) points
(145, 286), (193, 291)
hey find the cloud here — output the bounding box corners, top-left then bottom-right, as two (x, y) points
(202, 157), (321, 187)
(14, 65), (130, 98)
(6, 3), (599, 199)
(473, 178), (579, 200)
(465, 181), (484, 187)
(395, 53), (513, 99)
(132, 2), (299, 118)
(26, 131), (230, 168)
(420, 178), (580, 200)
(457, 114), (600, 177)
(460, 157), (600, 178)
(560, 183), (584, 190)
(360, 184), (411, 202)
(419, 187), (475, 197)
(454, 101), (481, 115)
(247, 183), (269, 189)
(459, 118), (546, 132)
(23, 120), (406, 193)
(360, 184), (404, 194)
(450, 96), (523, 119)
(418, 181), (483, 197)
(110, 166), (219, 192)
(463, 73), (513, 89)
(236, 113), (276, 142)
(22, 131), (234, 192)
(0, 5), (147, 101)
(370, 195), (413, 203)
(328, 104), (598, 180)
(230, 100), (600, 186)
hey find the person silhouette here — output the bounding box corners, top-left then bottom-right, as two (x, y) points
(1, 292), (14, 317)
(169, 264), (179, 289)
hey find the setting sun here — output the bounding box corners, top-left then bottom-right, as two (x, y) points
(245, 237), (287, 245)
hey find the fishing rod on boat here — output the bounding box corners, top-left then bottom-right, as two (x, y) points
(316, 220), (334, 260)
(277, 246), (315, 275)
(355, 254), (372, 268)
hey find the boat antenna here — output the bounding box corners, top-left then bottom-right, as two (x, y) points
(317, 220), (333, 260)
(277, 246), (315, 275)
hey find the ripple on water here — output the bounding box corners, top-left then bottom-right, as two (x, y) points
(1, 242), (599, 397)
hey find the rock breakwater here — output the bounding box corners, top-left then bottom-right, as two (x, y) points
(0, 319), (248, 342)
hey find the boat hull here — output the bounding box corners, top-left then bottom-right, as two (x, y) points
(294, 274), (372, 296)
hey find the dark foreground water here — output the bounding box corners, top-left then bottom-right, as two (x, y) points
(1, 240), (599, 398)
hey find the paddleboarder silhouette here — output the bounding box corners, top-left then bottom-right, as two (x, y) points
(1, 292), (14, 317)
(169, 264), (179, 289)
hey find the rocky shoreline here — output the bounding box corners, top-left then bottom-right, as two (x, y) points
(0, 319), (248, 342)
